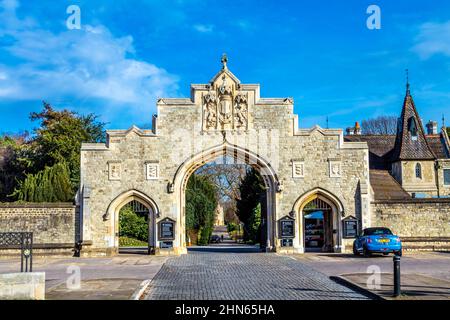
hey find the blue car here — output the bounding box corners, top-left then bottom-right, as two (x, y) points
(353, 227), (402, 257)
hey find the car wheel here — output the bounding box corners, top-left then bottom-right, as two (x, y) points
(353, 243), (360, 256)
(363, 247), (371, 257)
(395, 249), (402, 257)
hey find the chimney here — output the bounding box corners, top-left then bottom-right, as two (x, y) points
(354, 122), (361, 135)
(346, 127), (354, 135)
(426, 120), (438, 135)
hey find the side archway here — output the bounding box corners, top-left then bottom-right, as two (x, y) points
(105, 189), (160, 254)
(292, 188), (345, 253)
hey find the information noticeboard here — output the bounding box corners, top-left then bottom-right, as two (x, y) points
(158, 218), (175, 241)
(279, 217), (295, 239)
(343, 217), (358, 238)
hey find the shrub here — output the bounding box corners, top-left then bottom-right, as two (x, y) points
(119, 206), (148, 241)
(227, 222), (237, 232)
(10, 161), (73, 202)
(119, 236), (148, 247)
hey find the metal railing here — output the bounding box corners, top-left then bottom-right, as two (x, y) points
(0, 232), (33, 272)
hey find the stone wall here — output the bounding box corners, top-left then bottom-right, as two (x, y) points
(400, 160), (438, 196)
(0, 203), (78, 256)
(438, 159), (450, 197)
(372, 199), (450, 250)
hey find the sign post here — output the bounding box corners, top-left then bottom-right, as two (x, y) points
(278, 216), (295, 247)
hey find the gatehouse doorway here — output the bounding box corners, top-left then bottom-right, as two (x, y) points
(118, 199), (156, 255)
(303, 198), (333, 252)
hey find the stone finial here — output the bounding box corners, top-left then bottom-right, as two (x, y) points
(221, 53), (228, 70)
(406, 69), (410, 95)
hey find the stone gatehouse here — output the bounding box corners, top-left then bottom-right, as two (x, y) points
(77, 56), (450, 256)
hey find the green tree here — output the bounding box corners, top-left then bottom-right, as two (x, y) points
(29, 102), (105, 189)
(447, 127), (450, 137)
(1, 102), (105, 202)
(119, 206), (148, 242)
(235, 168), (265, 242)
(185, 174), (218, 245)
(11, 162), (73, 202)
(0, 134), (29, 201)
(248, 203), (262, 244)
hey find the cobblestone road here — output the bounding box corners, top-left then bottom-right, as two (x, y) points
(145, 246), (370, 300)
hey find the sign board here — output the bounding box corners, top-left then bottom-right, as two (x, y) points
(281, 238), (293, 247)
(278, 216), (295, 239)
(158, 218), (175, 241)
(160, 241), (173, 249)
(342, 216), (358, 238)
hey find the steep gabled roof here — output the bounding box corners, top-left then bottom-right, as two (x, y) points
(391, 90), (435, 161)
(344, 135), (396, 169)
(426, 134), (449, 159)
(370, 170), (411, 200)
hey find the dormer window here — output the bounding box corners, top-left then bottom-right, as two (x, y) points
(415, 163), (422, 179)
(408, 117), (418, 141)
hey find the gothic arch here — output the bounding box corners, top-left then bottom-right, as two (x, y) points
(104, 189), (160, 253)
(172, 142), (280, 252)
(292, 187), (345, 216)
(292, 187), (345, 253)
(104, 189), (160, 221)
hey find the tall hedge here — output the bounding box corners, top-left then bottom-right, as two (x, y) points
(11, 162), (73, 202)
(185, 174), (218, 245)
(236, 168), (265, 242)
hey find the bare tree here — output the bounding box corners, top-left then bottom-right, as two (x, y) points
(194, 156), (250, 219)
(361, 116), (398, 135)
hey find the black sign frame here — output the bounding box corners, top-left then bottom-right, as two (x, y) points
(278, 216), (295, 239)
(158, 218), (175, 241)
(342, 216), (359, 239)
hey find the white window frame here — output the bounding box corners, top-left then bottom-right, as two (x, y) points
(444, 168), (450, 186)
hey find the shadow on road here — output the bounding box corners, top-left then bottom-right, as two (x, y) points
(188, 243), (263, 254)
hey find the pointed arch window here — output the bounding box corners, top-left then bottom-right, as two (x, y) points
(415, 163), (422, 179)
(408, 117), (418, 141)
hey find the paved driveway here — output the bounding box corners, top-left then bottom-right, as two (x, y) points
(145, 245), (370, 300)
(0, 254), (167, 300)
(294, 251), (450, 281)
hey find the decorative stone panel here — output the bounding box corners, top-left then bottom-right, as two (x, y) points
(146, 162), (160, 180)
(328, 160), (341, 178)
(108, 161), (122, 181)
(292, 160), (304, 178)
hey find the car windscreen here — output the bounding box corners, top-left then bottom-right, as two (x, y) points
(364, 228), (393, 236)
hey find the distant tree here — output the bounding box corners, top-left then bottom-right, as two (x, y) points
(195, 159), (247, 214)
(361, 116), (398, 135)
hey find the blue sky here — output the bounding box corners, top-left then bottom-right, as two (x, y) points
(1, 0), (450, 133)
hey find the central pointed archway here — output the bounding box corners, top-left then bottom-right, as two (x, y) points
(171, 142), (280, 253)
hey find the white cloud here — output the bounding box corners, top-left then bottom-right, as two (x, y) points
(193, 24), (214, 33)
(412, 21), (450, 59)
(0, 0), (179, 119)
